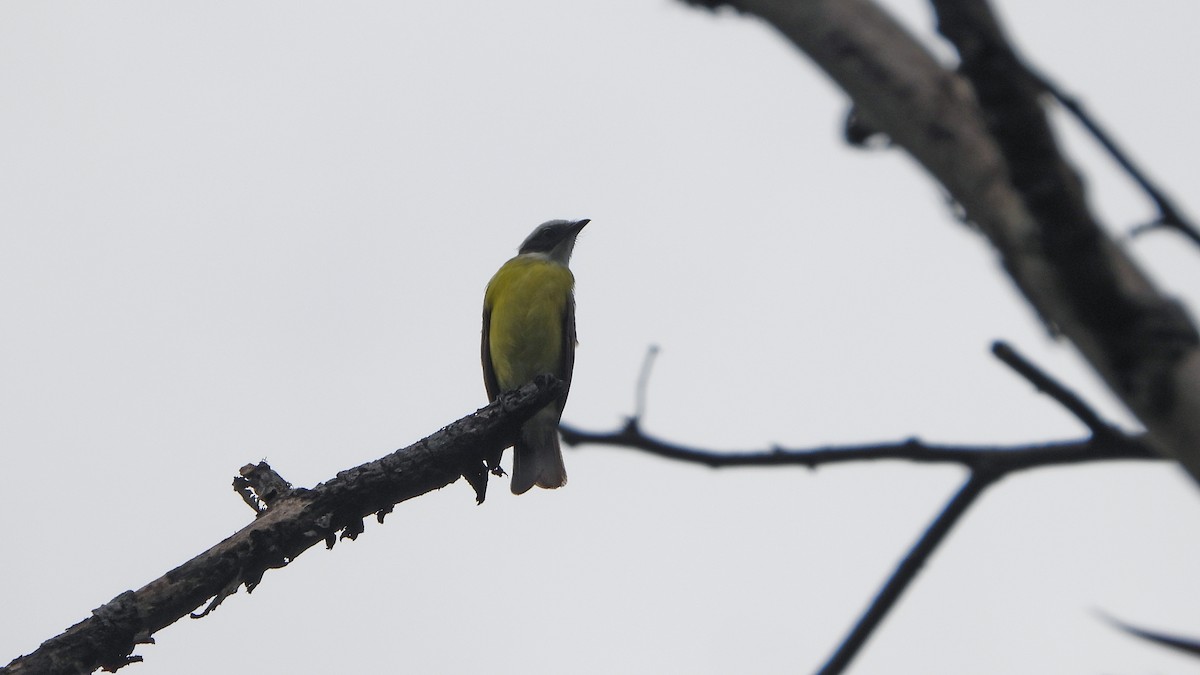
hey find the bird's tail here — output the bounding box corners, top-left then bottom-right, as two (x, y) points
(510, 407), (567, 495)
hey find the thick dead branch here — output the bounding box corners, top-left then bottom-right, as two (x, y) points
(1, 376), (563, 675)
(929, 0), (1200, 470)
(681, 0), (1200, 483)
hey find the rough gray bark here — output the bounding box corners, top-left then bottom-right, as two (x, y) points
(686, 0), (1200, 483)
(1, 377), (563, 675)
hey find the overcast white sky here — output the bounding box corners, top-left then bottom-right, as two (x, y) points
(3, 1), (1199, 673)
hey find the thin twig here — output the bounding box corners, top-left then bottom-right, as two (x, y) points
(1098, 611), (1200, 658)
(992, 341), (1118, 438)
(634, 345), (660, 422)
(559, 422), (1154, 472)
(561, 337), (1157, 675)
(817, 471), (998, 675)
(562, 371), (1154, 675)
(1027, 72), (1200, 247)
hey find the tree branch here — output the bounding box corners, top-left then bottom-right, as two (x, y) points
(679, 0), (1200, 484)
(563, 342), (1158, 673)
(991, 340), (1117, 438)
(563, 404), (1156, 675)
(817, 471), (997, 675)
(1, 376), (563, 675)
(931, 0), (1200, 436)
(561, 421), (1155, 473)
(1099, 612), (1200, 659)
(562, 342), (1155, 473)
(1024, 72), (1200, 247)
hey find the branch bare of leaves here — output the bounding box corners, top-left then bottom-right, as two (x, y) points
(2, 377), (563, 675)
(561, 343), (1157, 674)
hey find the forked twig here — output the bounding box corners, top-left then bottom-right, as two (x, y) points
(561, 342), (1152, 674)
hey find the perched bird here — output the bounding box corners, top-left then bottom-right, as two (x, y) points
(482, 219), (588, 494)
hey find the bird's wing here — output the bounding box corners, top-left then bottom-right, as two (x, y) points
(557, 292), (576, 413)
(481, 305), (500, 402)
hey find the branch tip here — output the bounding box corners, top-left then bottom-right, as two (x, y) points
(991, 341), (1116, 438)
(1098, 610), (1200, 658)
(634, 345), (661, 422)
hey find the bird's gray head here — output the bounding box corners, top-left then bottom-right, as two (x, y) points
(518, 218), (589, 264)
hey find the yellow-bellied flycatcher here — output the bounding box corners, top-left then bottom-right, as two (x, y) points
(482, 219), (588, 494)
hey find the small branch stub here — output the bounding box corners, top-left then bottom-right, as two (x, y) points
(234, 462), (294, 514)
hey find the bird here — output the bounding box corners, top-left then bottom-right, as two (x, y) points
(482, 218), (588, 494)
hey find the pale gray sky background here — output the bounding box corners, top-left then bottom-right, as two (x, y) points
(2, 2), (1199, 673)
